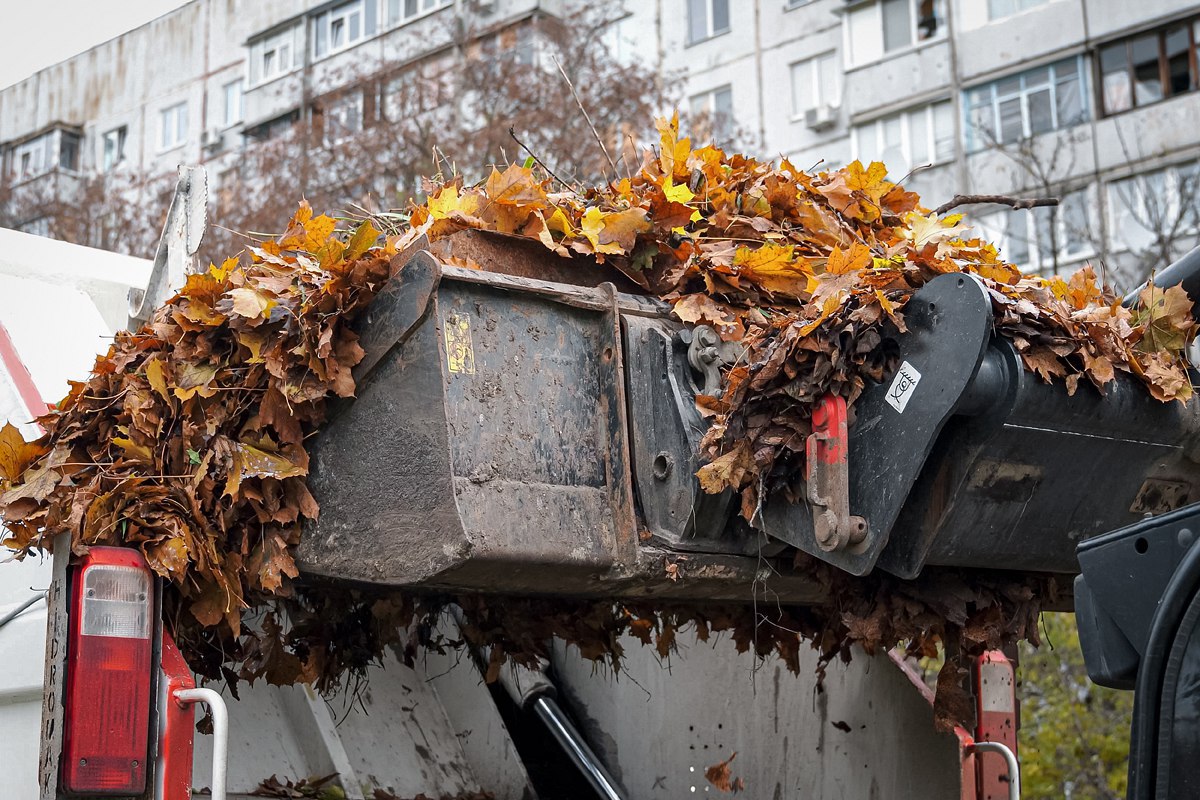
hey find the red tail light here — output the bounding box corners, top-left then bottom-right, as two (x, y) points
(61, 546), (155, 795)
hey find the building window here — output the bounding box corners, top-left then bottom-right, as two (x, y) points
(791, 52), (841, 117)
(687, 0), (730, 44)
(1108, 164), (1200, 254)
(222, 80), (243, 128)
(965, 57), (1086, 150)
(249, 25), (301, 86)
(101, 126), (127, 171)
(10, 129), (80, 181)
(852, 100), (954, 175)
(244, 109), (301, 144)
(1099, 20), (1200, 116)
(313, 0), (379, 59)
(385, 0), (446, 26)
(689, 85), (734, 144)
(159, 102), (188, 151)
(846, 0), (946, 67)
(987, 0), (1048, 21)
(58, 132), (80, 171)
(323, 91), (364, 147)
(13, 137), (49, 181)
(976, 188), (1094, 274)
(603, 15), (638, 67)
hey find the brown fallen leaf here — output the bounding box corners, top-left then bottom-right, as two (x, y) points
(705, 751), (743, 793)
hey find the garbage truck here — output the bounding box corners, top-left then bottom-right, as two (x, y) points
(24, 167), (1200, 800)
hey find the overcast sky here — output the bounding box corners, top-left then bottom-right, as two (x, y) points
(0, 0), (193, 89)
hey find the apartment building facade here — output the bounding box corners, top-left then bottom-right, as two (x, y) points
(1, 0), (1199, 286)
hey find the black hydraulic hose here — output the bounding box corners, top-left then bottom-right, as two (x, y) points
(531, 695), (625, 800)
(450, 605), (628, 800)
(0, 591), (45, 631)
(1123, 245), (1200, 311)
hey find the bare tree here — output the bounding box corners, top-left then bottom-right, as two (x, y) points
(0, 167), (165, 255)
(203, 2), (678, 258)
(1, 0), (679, 263)
(963, 117), (1200, 291)
(1106, 122), (1200, 284)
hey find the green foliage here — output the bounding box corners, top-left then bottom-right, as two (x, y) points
(1018, 612), (1132, 800)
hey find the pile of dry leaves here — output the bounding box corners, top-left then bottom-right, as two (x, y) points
(0, 115), (1192, 723)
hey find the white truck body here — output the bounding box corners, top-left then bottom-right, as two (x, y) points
(0, 226), (152, 799)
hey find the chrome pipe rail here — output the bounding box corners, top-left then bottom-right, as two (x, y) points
(174, 687), (228, 800)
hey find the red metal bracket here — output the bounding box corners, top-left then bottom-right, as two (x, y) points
(157, 631), (196, 800)
(973, 651), (1018, 800)
(805, 394), (867, 551)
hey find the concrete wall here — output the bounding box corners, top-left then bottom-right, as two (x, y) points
(956, 1), (1087, 81)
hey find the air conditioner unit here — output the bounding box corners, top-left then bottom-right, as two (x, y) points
(201, 127), (224, 151)
(805, 104), (839, 131)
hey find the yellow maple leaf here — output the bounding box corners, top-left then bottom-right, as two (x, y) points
(844, 160), (892, 203)
(112, 435), (153, 462)
(208, 256), (239, 283)
(145, 358), (171, 402)
(662, 177), (702, 221)
(344, 219), (381, 261)
(579, 207), (650, 255)
(663, 178), (695, 205)
(0, 422), (45, 484)
(544, 207), (575, 236)
(1135, 283), (1196, 355)
(535, 208), (574, 255)
(301, 214), (337, 253)
(427, 185), (482, 220)
(656, 113), (692, 180)
(732, 243), (817, 298)
(875, 289), (906, 332)
(172, 362), (219, 401)
(580, 207), (617, 254)
(484, 163), (547, 206)
(799, 293), (844, 336)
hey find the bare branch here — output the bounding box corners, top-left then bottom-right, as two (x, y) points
(552, 55), (618, 179)
(508, 127), (572, 189)
(935, 194), (1060, 215)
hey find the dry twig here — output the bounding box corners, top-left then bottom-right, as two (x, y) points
(508, 127), (572, 189)
(552, 56), (618, 179)
(935, 194), (1060, 215)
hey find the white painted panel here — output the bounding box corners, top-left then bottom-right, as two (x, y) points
(552, 633), (962, 798)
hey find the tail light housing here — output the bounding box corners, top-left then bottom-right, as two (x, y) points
(61, 546), (156, 795)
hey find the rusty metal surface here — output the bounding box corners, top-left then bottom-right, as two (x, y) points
(297, 253), (825, 603)
(432, 229), (645, 293)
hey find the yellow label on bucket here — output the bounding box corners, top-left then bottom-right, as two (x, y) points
(444, 313), (475, 375)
